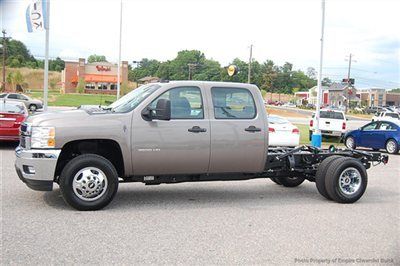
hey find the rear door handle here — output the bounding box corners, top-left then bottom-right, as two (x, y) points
(188, 126), (207, 133)
(245, 126), (262, 132)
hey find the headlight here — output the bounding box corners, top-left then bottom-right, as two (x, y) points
(31, 127), (56, 148)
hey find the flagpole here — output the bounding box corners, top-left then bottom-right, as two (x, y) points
(311, 0), (325, 148)
(116, 0), (122, 100)
(43, 0), (50, 111)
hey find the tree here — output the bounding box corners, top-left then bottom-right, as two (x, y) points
(306, 67), (317, 79)
(76, 78), (85, 93)
(49, 57), (65, 72)
(87, 54), (107, 63)
(322, 77), (333, 86)
(390, 88), (400, 93)
(13, 71), (25, 91)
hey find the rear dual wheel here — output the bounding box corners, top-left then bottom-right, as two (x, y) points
(316, 156), (368, 203)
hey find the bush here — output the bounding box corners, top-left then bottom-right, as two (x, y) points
(76, 78), (85, 94)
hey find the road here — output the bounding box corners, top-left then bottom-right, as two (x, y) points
(1, 142), (399, 264)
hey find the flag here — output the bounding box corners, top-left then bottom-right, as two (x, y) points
(26, 0), (48, 32)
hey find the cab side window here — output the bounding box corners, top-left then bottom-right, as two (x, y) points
(150, 87), (204, 119)
(211, 87), (256, 119)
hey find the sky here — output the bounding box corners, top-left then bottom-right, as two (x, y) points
(1, 0), (399, 88)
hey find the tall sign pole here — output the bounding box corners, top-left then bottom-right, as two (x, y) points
(2, 30), (6, 91)
(116, 0), (123, 100)
(43, 0), (50, 111)
(311, 0), (326, 148)
(248, 44), (253, 84)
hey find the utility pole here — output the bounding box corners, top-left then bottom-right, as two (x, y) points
(347, 53), (352, 83)
(1, 30), (7, 92)
(116, 0), (123, 100)
(248, 44), (253, 83)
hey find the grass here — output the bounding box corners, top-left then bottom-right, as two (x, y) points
(294, 123), (344, 147)
(27, 90), (117, 107)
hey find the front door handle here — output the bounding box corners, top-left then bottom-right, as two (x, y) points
(188, 126), (207, 133)
(245, 126), (262, 132)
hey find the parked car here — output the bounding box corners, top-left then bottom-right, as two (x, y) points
(309, 109), (347, 140)
(0, 93), (43, 112)
(0, 100), (29, 141)
(268, 115), (300, 147)
(282, 102), (296, 108)
(372, 111), (400, 123)
(364, 106), (384, 114)
(344, 121), (400, 154)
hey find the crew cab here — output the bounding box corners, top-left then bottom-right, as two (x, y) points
(309, 109), (347, 140)
(15, 81), (388, 210)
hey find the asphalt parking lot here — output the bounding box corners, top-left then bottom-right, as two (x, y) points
(1, 142), (399, 265)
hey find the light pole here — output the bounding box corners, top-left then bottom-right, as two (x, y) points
(2, 30), (8, 92)
(248, 44), (253, 84)
(311, 0), (326, 148)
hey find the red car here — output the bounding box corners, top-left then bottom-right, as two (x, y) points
(0, 101), (28, 141)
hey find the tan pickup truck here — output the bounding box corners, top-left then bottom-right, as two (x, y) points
(15, 81), (388, 210)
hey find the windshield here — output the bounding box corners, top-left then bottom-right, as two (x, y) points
(110, 84), (161, 113)
(268, 116), (288, 124)
(0, 102), (26, 114)
(386, 113), (399, 119)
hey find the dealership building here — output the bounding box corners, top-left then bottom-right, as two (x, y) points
(61, 58), (129, 94)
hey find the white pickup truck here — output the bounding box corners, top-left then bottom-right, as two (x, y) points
(309, 109), (347, 140)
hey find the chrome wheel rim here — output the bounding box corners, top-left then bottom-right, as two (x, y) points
(386, 141), (396, 153)
(346, 137), (354, 149)
(72, 167), (108, 201)
(338, 167), (361, 195)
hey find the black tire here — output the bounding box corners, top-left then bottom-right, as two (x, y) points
(385, 139), (399, 154)
(29, 104), (37, 112)
(279, 176), (305, 187)
(270, 177), (282, 185)
(59, 154), (119, 211)
(345, 136), (356, 149)
(325, 157), (368, 203)
(315, 155), (343, 200)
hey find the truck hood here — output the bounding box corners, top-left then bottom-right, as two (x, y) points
(26, 109), (89, 127)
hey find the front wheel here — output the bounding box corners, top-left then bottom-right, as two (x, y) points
(59, 154), (119, 211)
(29, 104), (37, 112)
(386, 139), (399, 154)
(345, 136), (356, 149)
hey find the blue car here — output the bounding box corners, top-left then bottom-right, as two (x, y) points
(344, 121), (400, 154)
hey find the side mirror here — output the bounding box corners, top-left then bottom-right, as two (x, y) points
(141, 99), (171, 121)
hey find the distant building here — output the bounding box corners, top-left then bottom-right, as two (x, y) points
(61, 58), (128, 94)
(357, 88), (400, 107)
(295, 82), (360, 107)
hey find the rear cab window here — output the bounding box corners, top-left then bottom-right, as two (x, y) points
(211, 87), (256, 119)
(319, 111), (344, 120)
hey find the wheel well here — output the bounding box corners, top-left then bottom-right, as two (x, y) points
(55, 139), (124, 179)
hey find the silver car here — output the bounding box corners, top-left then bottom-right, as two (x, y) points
(0, 93), (43, 112)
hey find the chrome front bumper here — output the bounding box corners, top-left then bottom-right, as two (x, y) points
(15, 146), (61, 191)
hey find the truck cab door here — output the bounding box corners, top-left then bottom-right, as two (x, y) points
(131, 86), (210, 176)
(206, 86), (267, 173)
